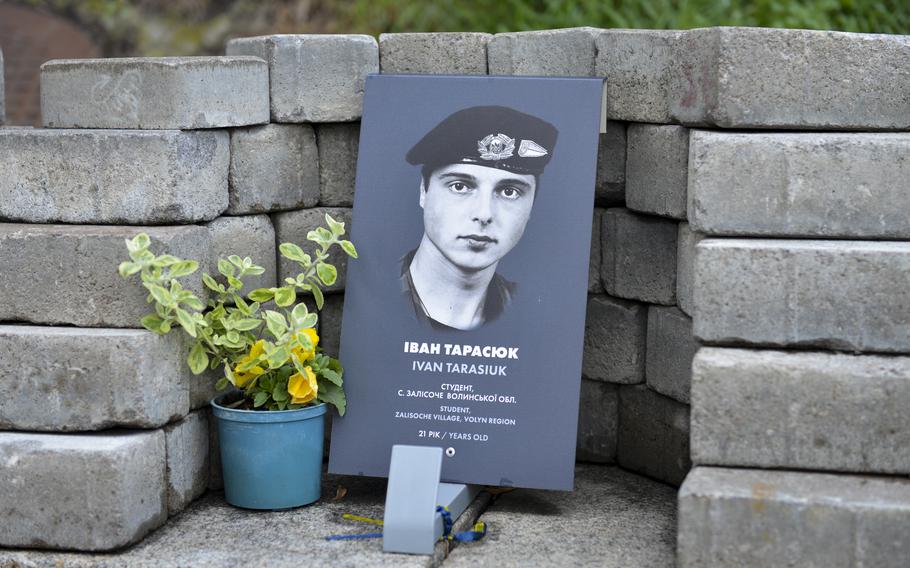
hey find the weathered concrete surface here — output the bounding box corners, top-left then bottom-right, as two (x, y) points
(488, 28), (598, 76)
(0, 430), (167, 551)
(165, 410), (209, 515)
(273, 207), (353, 293)
(576, 380), (618, 463)
(448, 465), (677, 568)
(380, 32), (490, 74)
(618, 385), (691, 487)
(626, 124), (688, 220)
(694, 239), (910, 353)
(689, 131), (910, 238)
(41, 57), (268, 129)
(207, 409), (223, 491)
(670, 27), (910, 129)
(588, 209), (604, 293)
(601, 208), (678, 305)
(675, 223), (703, 317)
(0, 325), (190, 431)
(0, 224), (211, 328)
(582, 295), (647, 384)
(692, 347), (910, 474)
(646, 306), (697, 404)
(0, 49), (5, 125)
(678, 467), (910, 568)
(207, 214), (278, 294)
(317, 122), (360, 207)
(596, 122), (627, 205)
(228, 123), (319, 214)
(226, 35), (378, 123)
(0, 128), (229, 224)
(594, 29), (682, 123)
(319, 292), (345, 360)
(0, 473), (485, 567)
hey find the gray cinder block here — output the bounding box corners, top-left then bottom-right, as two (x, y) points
(207, 214), (278, 294)
(576, 379), (618, 463)
(692, 347), (910, 474)
(694, 239), (910, 353)
(0, 326), (190, 431)
(596, 121), (627, 205)
(675, 223), (703, 317)
(226, 35), (378, 123)
(588, 209), (604, 293)
(318, 292), (344, 360)
(669, 27), (910, 130)
(317, 122), (360, 207)
(689, 131), (910, 238)
(0, 48), (5, 125)
(488, 28), (598, 76)
(618, 385), (691, 486)
(380, 32), (490, 74)
(583, 295), (647, 384)
(41, 57), (268, 129)
(0, 431), (167, 551)
(228, 123), (319, 214)
(165, 410), (209, 515)
(678, 467), (910, 568)
(626, 124), (688, 220)
(0, 128), (229, 225)
(0, 224), (211, 328)
(601, 208), (678, 305)
(646, 306), (697, 404)
(272, 207), (353, 293)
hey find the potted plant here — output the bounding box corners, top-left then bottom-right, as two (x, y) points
(119, 214), (357, 510)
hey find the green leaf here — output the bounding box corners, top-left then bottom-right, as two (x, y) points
(266, 345), (290, 369)
(236, 355), (265, 373)
(146, 284), (174, 307)
(215, 377), (230, 391)
(176, 308), (197, 338)
(272, 384), (289, 402)
(253, 391), (270, 408)
(300, 312), (318, 329)
(168, 260), (198, 278)
(118, 261), (142, 277)
(245, 265), (266, 276)
(311, 285), (324, 311)
(126, 233), (150, 253)
(316, 227), (333, 241)
(152, 254), (180, 267)
(202, 273), (225, 293)
(316, 263), (337, 286)
(233, 318), (262, 332)
(291, 302), (309, 322)
(183, 296), (205, 311)
(228, 255), (244, 268)
(325, 213), (345, 236)
(264, 311), (288, 339)
(279, 243), (308, 263)
(188, 342), (209, 375)
(274, 286), (296, 307)
(317, 380), (346, 416)
(339, 240), (358, 259)
(130, 249), (155, 264)
(227, 275), (243, 290)
(140, 314), (166, 334)
(320, 367), (343, 387)
(248, 288), (274, 302)
(218, 258), (235, 278)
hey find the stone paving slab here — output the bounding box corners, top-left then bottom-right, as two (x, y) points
(41, 57), (269, 129)
(447, 465), (677, 567)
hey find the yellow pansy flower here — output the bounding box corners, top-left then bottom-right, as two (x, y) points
(288, 366), (318, 405)
(292, 328), (320, 363)
(233, 340), (267, 388)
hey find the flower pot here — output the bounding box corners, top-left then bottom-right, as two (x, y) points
(211, 393), (327, 510)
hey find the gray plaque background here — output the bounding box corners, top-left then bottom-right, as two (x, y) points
(328, 74), (603, 490)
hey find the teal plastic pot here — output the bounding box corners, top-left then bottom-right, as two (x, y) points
(211, 393), (327, 510)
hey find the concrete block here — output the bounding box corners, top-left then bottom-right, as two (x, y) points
(576, 379), (618, 463)
(273, 207), (352, 293)
(165, 410), (209, 515)
(380, 32), (489, 74)
(228, 123), (319, 214)
(692, 347), (910, 474)
(0, 128), (228, 224)
(618, 385), (691, 486)
(678, 467), (910, 568)
(41, 56), (268, 129)
(669, 27), (910, 129)
(582, 295), (647, 384)
(694, 239), (910, 353)
(594, 29), (681, 123)
(601, 208), (678, 305)
(595, 121), (626, 205)
(588, 209), (604, 293)
(626, 124), (688, 219)
(207, 410), (223, 490)
(0, 48), (4, 125)
(646, 307), (697, 404)
(319, 292), (344, 359)
(316, 122), (360, 207)
(689, 131), (910, 238)
(0, 224), (210, 328)
(0, 431), (167, 551)
(226, 35), (378, 123)
(207, 214), (278, 294)
(0, 325), (190, 432)
(676, 223), (703, 317)
(488, 28), (597, 76)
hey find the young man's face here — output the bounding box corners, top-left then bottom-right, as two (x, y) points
(419, 163), (537, 272)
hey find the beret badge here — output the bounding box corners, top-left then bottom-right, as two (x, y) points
(477, 133), (515, 161)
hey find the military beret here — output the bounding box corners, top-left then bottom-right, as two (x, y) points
(406, 105), (558, 176)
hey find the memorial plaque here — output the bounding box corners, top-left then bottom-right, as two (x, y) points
(329, 74), (604, 490)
